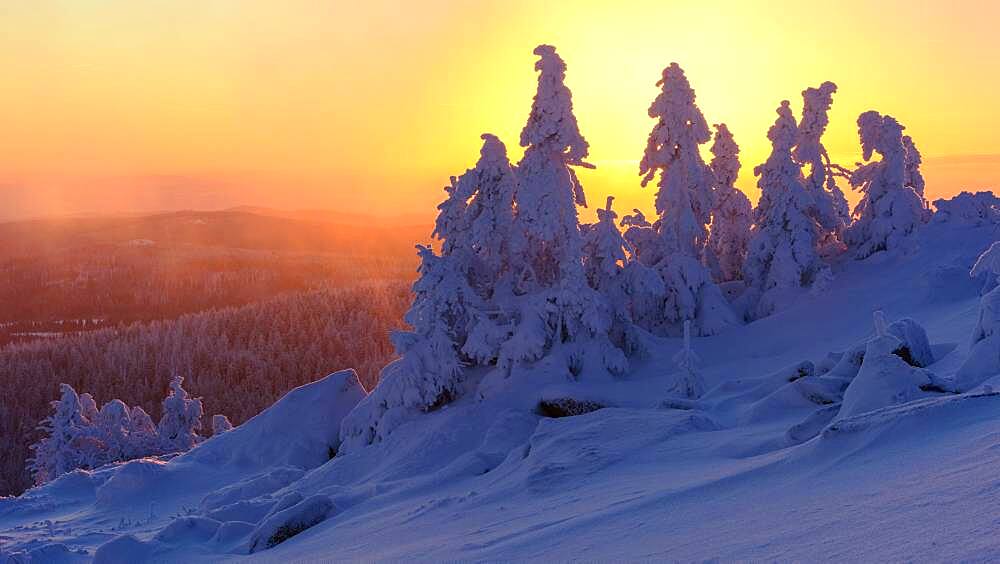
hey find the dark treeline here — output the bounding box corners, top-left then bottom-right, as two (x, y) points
(0, 283), (408, 497)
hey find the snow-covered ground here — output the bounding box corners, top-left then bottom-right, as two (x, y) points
(3, 220), (1000, 562)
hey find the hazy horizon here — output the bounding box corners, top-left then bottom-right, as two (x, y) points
(2, 1), (999, 224)
(1, 153), (996, 223)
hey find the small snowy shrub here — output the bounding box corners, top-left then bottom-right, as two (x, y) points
(212, 415), (234, 436)
(668, 320), (704, 398)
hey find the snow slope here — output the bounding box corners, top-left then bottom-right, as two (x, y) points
(3, 221), (1000, 562)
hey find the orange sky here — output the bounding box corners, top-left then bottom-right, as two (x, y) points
(0, 0), (998, 221)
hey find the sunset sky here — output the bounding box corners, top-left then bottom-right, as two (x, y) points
(0, 0), (997, 222)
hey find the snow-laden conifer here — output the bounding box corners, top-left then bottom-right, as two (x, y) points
(669, 320), (704, 398)
(705, 124), (753, 282)
(844, 112), (924, 258)
(582, 197), (659, 356)
(127, 406), (159, 459)
(499, 45), (627, 373)
(639, 63), (714, 257)
(434, 133), (517, 296)
(340, 245), (478, 450)
(794, 82), (850, 235)
(512, 44), (592, 290)
(157, 375), (204, 453)
(743, 101), (823, 318)
(96, 399), (132, 464)
(27, 384), (90, 485)
(635, 64), (737, 335)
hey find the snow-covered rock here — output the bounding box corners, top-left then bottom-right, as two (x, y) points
(838, 335), (934, 419)
(246, 494), (336, 553)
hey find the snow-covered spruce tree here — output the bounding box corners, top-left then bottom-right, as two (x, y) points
(499, 44), (625, 374)
(96, 399), (132, 465)
(668, 320), (704, 399)
(582, 197), (659, 356)
(843, 112), (925, 259)
(434, 133), (517, 297)
(743, 101), (824, 318)
(340, 245), (479, 451)
(157, 375), (204, 453)
(637, 63), (737, 335)
(793, 81), (850, 239)
(126, 406), (160, 459)
(704, 123), (753, 282)
(639, 63), (713, 258)
(27, 384), (90, 485)
(434, 134), (519, 365)
(341, 45), (632, 454)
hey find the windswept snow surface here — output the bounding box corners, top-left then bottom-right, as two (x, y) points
(4, 222), (1000, 562)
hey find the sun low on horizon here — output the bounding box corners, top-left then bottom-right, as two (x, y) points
(0, 0), (998, 222)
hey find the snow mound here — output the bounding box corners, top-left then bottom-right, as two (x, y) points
(181, 370), (365, 470)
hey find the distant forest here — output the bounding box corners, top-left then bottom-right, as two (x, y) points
(0, 209), (423, 346)
(0, 208), (423, 496)
(0, 284), (409, 496)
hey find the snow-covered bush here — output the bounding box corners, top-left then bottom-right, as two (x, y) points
(212, 415), (234, 436)
(933, 191), (1000, 225)
(157, 375), (205, 453)
(843, 111), (925, 259)
(635, 63), (737, 335)
(705, 123), (752, 282)
(743, 101), (823, 318)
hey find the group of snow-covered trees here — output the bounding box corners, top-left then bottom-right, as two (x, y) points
(28, 376), (214, 485)
(340, 45), (932, 451)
